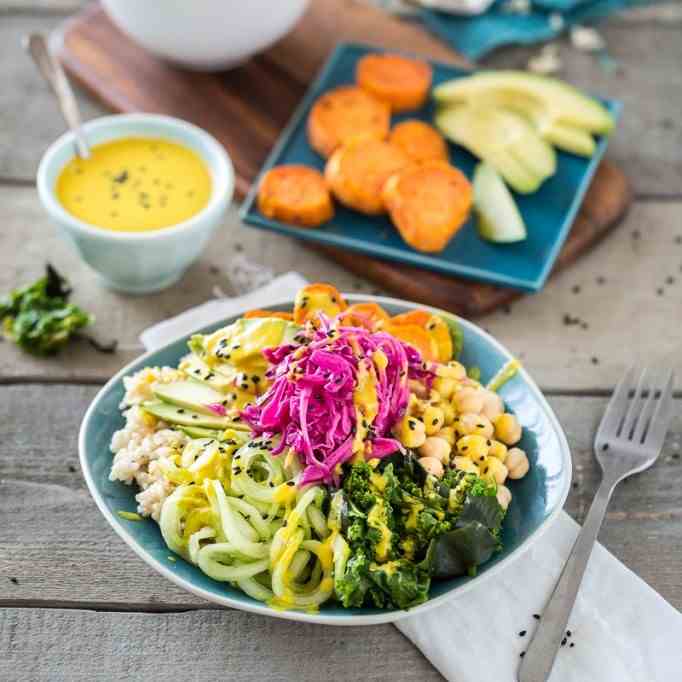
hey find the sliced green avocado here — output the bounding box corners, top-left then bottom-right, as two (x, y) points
(473, 162), (527, 243)
(435, 105), (556, 194)
(181, 354), (234, 392)
(178, 425), (224, 439)
(153, 379), (228, 416)
(433, 71), (614, 135)
(142, 400), (248, 430)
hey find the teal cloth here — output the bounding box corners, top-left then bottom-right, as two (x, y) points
(418, 0), (654, 60)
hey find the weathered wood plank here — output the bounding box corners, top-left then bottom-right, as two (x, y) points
(1, 386), (680, 611)
(0, 607), (443, 682)
(0, 12), (680, 197)
(1, 188), (680, 390)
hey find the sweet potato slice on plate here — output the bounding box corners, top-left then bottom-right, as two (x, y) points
(390, 310), (453, 363)
(258, 165), (333, 228)
(325, 138), (410, 215)
(293, 283), (348, 324)
(356, 53), (432, 112)
(307, 85), (390, 158)
(243, 309), (294, 321)
(342, 302), (391, 330)
(389, 120), (449, 165)
(382, 161), (473, 253)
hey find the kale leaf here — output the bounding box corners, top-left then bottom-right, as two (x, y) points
(0, 264), (93, 356)
(427, 521), (498, 579)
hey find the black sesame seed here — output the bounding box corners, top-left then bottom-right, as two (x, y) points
(533, 614), (541, 620)
(519, 652), (525, 658)
(286, 481), (295, 486)
(519, 630), (526, 637)
(572, 285), (581, 294)
(570, 643), (575, 648)
(191, 415), (198, 420)
(252, 376), (261, 383)
(177, 409), (185, 414)
(9, 577), (19, 585)
(432, 418), (439, 425)
(561, 637), (567, 647)
(68, 465), (77, 473)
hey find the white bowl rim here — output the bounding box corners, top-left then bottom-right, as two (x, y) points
(37, 113), (235, 242)
(78, 293), (572, 626)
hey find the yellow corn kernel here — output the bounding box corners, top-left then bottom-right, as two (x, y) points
(423, 405), (445, 435)
(456, 434), (490, 463)
(453, 413), (485, 437)
(433, 376), (457, 401)
(441, 401), (456, 426)
(494, 413), (522, 446)
(436, 426), (456, 446)
(141, 410), (158, 427)
(488, 440), (508, 462)
(453, 456), (479, 474)
(480, 456), (508, 485)
(437, 361), (466, 380)
(394, 414), (427, 449)
(428, 389), (442, 404)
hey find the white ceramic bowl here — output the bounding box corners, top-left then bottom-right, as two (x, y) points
(101, 0), (310, 71)
(37, 114), (234, 294)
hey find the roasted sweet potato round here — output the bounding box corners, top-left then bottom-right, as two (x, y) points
(356, 53), (432, 112)
(307, 85), (390, 158)
(257, 165), (334, 228)
(325, 138), (410, 215)
(389, 120), (449, 164)
(382, 161), (473, 253)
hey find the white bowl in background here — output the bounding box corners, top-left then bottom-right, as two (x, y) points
(37, 113), (234, 294)
(101, 0), (310, 71)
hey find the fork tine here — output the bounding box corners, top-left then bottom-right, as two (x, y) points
(619, 367), (648, 438)
(642, 370), (675, 448)
(631, 367), (663, 444)
(595, 365), (637, 447)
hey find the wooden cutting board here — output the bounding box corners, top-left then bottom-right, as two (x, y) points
(53, 0), (631, 317)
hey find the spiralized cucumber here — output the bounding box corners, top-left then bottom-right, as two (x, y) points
(158, 435), (335, 612)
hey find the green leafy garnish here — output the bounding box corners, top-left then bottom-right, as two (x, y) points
(467, 365), (481, 381)
(117, 510), (143, 521)
(0, 264), (93, 356)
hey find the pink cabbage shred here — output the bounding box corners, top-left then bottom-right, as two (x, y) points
(242, 315), (436, 485)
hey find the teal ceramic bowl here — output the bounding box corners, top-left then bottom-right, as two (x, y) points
(79, 294), (571, 625)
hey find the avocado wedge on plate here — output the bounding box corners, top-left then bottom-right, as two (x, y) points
(433, 71), (614, 158)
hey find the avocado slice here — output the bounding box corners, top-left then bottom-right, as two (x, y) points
(433, 71), (614, 135)
(142, 400), (248, 430)
(435, 105), (556, 194)
(178, 425), (224, 440)
(180, 354), (235, 392)
(153, 379), (228, 416)
(473, 162), (527, 243)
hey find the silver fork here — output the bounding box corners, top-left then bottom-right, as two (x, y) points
(519, 365), (676, 682)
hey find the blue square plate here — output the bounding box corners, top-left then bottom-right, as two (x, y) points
(240, 42), (620, 292)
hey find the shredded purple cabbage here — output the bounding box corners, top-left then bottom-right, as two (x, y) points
(242, 315), (436, 485)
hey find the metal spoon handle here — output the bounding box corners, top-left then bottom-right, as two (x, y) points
(24, 33), (90, 159)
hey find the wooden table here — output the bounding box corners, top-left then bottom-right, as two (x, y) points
(1, 2), (680, 679)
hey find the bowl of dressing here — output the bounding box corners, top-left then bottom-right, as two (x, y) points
(37, 113), (234, 294)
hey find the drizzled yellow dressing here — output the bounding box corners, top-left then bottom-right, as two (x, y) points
(56, 137), (211, 232)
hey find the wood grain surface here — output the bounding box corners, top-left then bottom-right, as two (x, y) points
(53, 1), (631, 316)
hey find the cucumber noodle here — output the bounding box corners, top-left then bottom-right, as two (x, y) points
(159, 436), (344, 611)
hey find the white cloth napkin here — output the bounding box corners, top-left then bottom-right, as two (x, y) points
(141, 276), (682, 682)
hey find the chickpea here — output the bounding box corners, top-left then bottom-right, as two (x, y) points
(496, 485), (512, 510)
(433, 376), (456, 401)
(419, 436), (451, 464)
(506, 448), (529, 479)
(453, 456), (479, 474)
(428, 389), (442, 404)
(423, 405), (445, 436)
(494, 413), (522, 445)
(487, 440), (508, 462)
(481, 390), (504, 421)
(419, 456), (444, 478)
(480, 457), (508, 485)
(436, 426), (456, 446)
(438, 361), (467, 380)
(395, 415), (426, 449)
(452, 386), (485, 415)
(453, 413), (482, 437)
(441, 401), (456, 426)
(456, 434), (490, 463)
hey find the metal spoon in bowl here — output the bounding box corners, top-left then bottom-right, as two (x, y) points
(23, 33), (90, 159)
